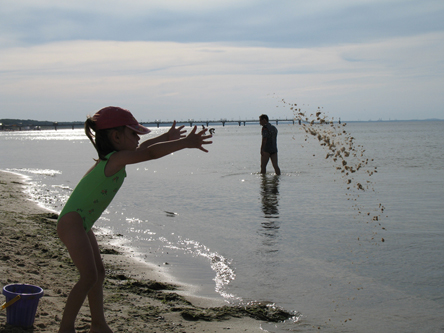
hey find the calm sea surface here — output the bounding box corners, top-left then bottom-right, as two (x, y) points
(1, 121), (443, 332)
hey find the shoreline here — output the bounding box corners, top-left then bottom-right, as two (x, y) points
(0, 170), (292, 332)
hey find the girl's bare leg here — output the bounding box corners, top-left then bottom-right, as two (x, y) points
(87, 231), (113, 333)
(57, 212), (99, 333)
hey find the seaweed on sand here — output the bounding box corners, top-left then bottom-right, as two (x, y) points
(179, 302), (294, 323)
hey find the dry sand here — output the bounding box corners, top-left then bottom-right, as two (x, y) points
(0, 170), (293, 332)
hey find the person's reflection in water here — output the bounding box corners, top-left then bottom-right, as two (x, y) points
(256, 175), (282, 298)
(261, 174), (280, 219)
(259, 175), (281, 250)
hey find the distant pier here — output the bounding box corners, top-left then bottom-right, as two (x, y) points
(144, 118), (296, 128)
(1, 118), (298, 131)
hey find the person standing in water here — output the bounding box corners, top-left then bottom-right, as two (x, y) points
(259, 114), (281, 175)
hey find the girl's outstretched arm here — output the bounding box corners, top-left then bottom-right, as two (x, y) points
(107, 126), (212, 175)
(141, 125), (212, 156)
(137, 121), (186, 150)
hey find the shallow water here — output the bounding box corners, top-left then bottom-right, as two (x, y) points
(1, 120), (443, 332)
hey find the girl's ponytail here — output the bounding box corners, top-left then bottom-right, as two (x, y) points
(85, 117), (96, 147)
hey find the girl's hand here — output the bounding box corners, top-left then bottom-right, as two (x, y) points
(167, 121), (187, 141)
(186, 126), (213, 152)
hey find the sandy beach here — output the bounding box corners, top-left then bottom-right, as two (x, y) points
(0, 170), (293, 332)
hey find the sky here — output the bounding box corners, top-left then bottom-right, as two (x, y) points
(1, 0), (443, 122)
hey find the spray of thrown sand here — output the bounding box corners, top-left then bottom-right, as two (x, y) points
(277, 98), (388, 245)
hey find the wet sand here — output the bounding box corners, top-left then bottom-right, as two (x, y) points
(0, 170), (291, 332)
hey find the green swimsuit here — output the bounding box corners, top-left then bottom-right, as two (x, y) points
(58, 152), (126, 233)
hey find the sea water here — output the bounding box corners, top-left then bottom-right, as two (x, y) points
(1, 121), (443, 332)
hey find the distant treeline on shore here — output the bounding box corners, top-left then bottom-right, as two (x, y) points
(0, 119), (83, 126)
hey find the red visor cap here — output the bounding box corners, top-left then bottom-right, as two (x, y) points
(92, 106), (150, 134)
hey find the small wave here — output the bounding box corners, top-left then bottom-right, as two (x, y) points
(7, 168), (62, 177)
(52, 184), (72, 191)
(160, 236), (240, 302)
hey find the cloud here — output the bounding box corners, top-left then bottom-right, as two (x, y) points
(1, 31), (443, 121)
(0, 0), (443, 121)
(1, 0), (443, 47)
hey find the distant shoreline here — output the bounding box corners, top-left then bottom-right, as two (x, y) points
(1, 118), (443, 131)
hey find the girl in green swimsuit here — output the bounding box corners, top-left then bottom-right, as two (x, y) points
(57, 106), (212, 333)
